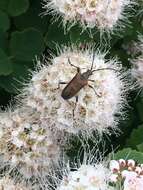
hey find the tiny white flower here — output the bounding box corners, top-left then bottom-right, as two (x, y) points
(122, 170), (137, 179)
(110, 160), (120, 172)
(135, 166), (142, 175)
(110, 174), (118, 182)
(12, 137), (24, 148)
(0, 112), (13, 128)
(127, 159), (136, 168)
(0, 127), (3, 139)
(119, 159), (126, 167)
(124, 175), (143, 190)
(0, 176), (29, 190)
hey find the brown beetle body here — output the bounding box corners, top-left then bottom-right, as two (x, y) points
(60, 57), (116, 101)
(61, 69), (92, 100)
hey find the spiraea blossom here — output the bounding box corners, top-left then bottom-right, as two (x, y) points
(45, 150), (114, 190)
(54, 161), (111, 190)
(43, 150), (143, 190)
(0, 107), (62, 178)
(23, 47), (129, 136)
(110, 159), (143, 190)
(0, 176), (28, 190)
(131, 35), (143, 87)
(43, 0), (132, 31)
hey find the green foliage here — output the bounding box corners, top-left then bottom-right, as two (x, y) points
(126, 124), (143, 150)
(0, 31), (7, 50)
(136, 100), (143, 122)
(0, 0), (48, 95)
(45, 21), (70, 49)
(0, 0), (9, 11)
(0, 48), (12, 75)
(8, 0), (29, 17)
(0, 11), (10, 32)
(10, 28), (44, 61)
(0, 62), (29, 93)
(46, 21), (95, 50)
(137, 143), (143, 152)
(113, 148), (143, 163)
(14, 0), (49, 34)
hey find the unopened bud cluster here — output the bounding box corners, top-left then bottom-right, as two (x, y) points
(110, 159), (143, 190)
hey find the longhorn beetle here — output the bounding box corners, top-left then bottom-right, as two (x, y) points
(58, 52), (117, 116)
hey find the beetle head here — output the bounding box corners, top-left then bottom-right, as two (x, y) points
(81, 69), (93, 80)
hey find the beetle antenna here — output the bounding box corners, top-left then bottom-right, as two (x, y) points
(68, 57), (80, 72)
(92, 67), (117, 73)
(90, 50), (96, 70)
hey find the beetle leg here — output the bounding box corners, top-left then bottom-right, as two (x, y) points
(88, 79), (95, 82)
(73, 96), (78, 117)
(58, 81), (68, 88)
(88, 85), (101, 97)
(54, 81), (68, 90)
(66, 97), (78, 117)
(68, 58), (80, 73)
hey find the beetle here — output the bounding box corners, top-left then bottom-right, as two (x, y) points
(58, 53), (117, 115)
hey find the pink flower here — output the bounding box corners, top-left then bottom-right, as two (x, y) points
(124, 175), (143, 190)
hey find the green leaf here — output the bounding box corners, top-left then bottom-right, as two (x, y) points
(69, 25), (93, 44)
(45, 21), (70, 49)
(10, 28), (44, 61)
(0, 87), (13, 106)
(0, 48), (12, 75)
(0, 10), (10, 32)
(0, 0), (9, 11)
(136, 100), (143, 122)
(14, 0), (49, 34)
(137, 143), (143, 152)
(126, 124), (143, 150)
(113, 148), (143, 163)
(0, 62), (30, 94)
(0, 76), (16, 93)
(8, 0), (29, 17)
(0, 30), (8, 50)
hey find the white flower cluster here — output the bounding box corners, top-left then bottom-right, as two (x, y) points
(56, 164), (111, 190)
(43, 0), (132, 31)
(131, 35), (143, 87)
(110, 159), (143, 190)
(0, 176), (28, 190)
(23, 47), (128, 136)
(47, 157), (143, 190)
(0, 107), (61, 178)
